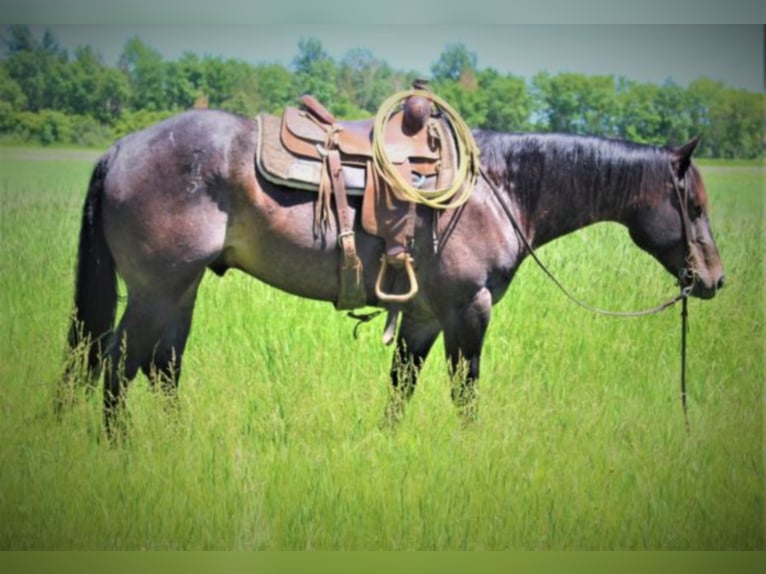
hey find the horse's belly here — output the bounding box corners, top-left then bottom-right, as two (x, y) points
(222, 206), (341, 302)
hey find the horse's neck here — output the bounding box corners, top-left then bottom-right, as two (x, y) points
(529, 187), (623, 248)
(518, 143), (650, 248)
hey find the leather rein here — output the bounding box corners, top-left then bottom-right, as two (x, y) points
(480, 164), (697, 430)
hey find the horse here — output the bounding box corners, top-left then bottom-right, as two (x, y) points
(64, 109), (725, 431)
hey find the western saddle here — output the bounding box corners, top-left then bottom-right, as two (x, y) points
(255, 81), (464, 312)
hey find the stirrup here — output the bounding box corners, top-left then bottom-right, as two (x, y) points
(374, 254), (418, 303)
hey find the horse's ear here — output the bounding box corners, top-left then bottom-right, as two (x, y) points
(671, 135), (701, 177)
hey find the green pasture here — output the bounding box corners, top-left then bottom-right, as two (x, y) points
(0, 146), (762, 549)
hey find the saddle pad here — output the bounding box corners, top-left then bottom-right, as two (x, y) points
(256, 113), (367, 195)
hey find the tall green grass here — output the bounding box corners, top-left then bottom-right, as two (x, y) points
(0, 148), (762, 549)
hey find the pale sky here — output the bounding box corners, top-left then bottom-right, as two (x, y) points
(2, 0), (763, 93)
(17, 24), (763, 93)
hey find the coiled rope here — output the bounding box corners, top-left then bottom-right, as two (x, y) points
(371, 89), (481, 209)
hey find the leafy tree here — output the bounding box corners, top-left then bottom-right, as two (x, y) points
(202, 57), (251, 109)
(615, 77), (663, 144)
(708, 86), (761, 159)
(477, 68), (532, 132)
(112, 108), (176, 139)
(654, 79), (694, 146)
(429, 44), (486, 127)
(65, 45), (103, 116)
(338, 48), (394, 114)
(432, 70), (487, 128)
(40, 29), (66, 59)
(95, 67), (131, 123)
(119, 36), (167, 111)
(59, 44), (130, 124)
(723, 90), (764, 159)
(293, 38), (339, 109)
(532, 72), (618, 136)
(3, 24), (36, 54)
(686, 78), (730, 156)
(252, 63), (298, 113)
(69, 113), (113, 147)
(686, 78), (764, 159)
(37, 109), (72, 145)
(165, 52), (202, 110)
(4, 25), (70, 112)
(430, 43), (478, 83)
(221, 63), (297, 117)
(160, 52), (252, 111)
(0, 64), (26, 129)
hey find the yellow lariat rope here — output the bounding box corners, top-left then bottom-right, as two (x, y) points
(371, 89), (481, 210)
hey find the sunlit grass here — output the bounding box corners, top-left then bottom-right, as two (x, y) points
(0, 149), (762, 549)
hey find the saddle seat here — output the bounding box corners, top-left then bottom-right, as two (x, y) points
(281, 96), (442, 167)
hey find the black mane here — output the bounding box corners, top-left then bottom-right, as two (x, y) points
(473, 130), (674, 217)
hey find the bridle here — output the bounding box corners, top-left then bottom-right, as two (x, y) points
(671, 165), (698, 433)
(671, 165), (699, 296)
(481, 160), (699, 430)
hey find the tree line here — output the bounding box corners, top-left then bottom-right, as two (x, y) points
(1, 26), (762, 158)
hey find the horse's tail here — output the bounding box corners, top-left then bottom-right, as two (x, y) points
(67, 151), (117, 379)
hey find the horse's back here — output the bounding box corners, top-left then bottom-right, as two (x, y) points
(101, 110), (257, 293)
(106, 110), (256, 196)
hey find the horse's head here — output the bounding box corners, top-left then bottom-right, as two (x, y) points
(628, 136), (725, 299)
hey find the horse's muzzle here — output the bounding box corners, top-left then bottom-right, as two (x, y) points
(684, 269), (725, 300)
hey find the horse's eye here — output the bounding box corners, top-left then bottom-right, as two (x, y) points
(688, 201), (704, 220)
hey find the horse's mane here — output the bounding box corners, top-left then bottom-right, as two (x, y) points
(473, 130), (682, 215)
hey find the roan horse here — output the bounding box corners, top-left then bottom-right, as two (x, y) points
(65, 108), (724, 431)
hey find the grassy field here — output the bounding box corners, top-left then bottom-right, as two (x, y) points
(0, 146), (762, 549)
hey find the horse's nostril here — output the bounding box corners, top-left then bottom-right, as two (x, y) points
(717, 275), (726, 290)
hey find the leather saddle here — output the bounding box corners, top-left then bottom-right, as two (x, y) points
(257, 95), (455, 195)
(255, 88), (458, 310)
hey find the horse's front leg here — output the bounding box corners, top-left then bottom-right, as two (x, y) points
(442, 287), (492, 423)
(385, 311), (441, 426)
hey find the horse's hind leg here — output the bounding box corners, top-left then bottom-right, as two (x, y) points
(141, 306), (193, 398)
(103, 277), (202, 433)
